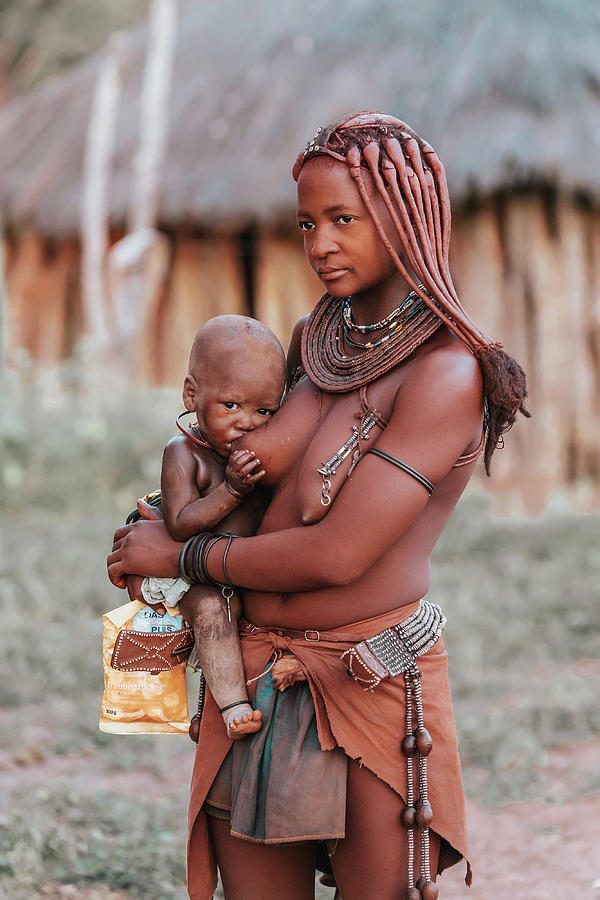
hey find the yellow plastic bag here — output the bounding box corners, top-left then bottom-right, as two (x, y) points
(99, 600), (192, 734)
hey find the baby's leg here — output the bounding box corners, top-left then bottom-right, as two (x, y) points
(179, 586), (261, 741)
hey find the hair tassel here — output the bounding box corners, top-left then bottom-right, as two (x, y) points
(476, 343), (531, 475)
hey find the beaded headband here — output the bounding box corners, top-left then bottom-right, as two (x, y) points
(292, 112), (415, 182)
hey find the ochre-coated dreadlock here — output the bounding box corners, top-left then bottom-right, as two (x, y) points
(293, 111), (530, 474)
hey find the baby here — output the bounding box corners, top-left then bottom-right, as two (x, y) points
(139, 315), (286, 740)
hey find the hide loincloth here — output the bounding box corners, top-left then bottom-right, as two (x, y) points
(187, 600), (470, 899)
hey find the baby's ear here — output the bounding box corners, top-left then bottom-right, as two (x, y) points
(182, 375), (197, 412)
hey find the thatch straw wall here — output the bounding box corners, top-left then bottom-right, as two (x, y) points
(1, 0), (600, 235)
(254, 236), (322, 348)
(155, 238), (248, 383)
(451, 194), (600, 507)
(5, 233), (80, 364)
(5, 189), (600, 510)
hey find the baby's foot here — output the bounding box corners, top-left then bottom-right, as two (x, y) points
(227, 708), (262, 741)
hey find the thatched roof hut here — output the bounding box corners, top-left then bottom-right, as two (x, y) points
(1, 0), (599, 507)
(2, 0), (600, 231)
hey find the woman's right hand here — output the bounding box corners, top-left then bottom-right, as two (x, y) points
(107, 518), (182, 589)
(116, 499), (168, 612)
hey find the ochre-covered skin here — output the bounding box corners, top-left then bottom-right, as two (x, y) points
(107, 113), (528, 899)
(293, 112), (529, 472)
(236, 342), (482, 631)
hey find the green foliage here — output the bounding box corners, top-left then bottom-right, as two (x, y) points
(0, 364), (176, 516)
(0, 782), (187, 899)
(0, 365), (178, 711)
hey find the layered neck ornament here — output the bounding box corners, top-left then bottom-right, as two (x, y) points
(301, 288), (442, 393)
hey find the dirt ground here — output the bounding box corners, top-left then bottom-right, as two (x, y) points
(2, 386), (598, 900)
(441, 739), (600, 900)
(2, 715), (599, 899)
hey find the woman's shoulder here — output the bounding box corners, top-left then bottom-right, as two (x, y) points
(385, 330), (483, 434)
(289, 313), (311, 345)
(405, 329), (482, 395)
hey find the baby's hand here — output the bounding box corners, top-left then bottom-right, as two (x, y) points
(225, 449), (265, 496)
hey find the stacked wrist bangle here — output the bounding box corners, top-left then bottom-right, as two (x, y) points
(224, 480), (244, 500)
(178, 532), (235, 589)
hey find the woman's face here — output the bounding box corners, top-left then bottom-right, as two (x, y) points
(296, 156), (402, 298)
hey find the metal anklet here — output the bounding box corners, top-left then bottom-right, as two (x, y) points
(218, 700), (250, 714)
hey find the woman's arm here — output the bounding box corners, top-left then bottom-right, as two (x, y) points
(230, 376), (322, 489)
(108, 347), (482, 591)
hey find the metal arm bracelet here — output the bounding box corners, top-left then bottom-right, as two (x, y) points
(178, 532), (235, 588)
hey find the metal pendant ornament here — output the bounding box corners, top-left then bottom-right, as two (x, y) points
(317, 407), (382, 505)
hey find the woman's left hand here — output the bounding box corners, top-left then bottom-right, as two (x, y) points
(107, 518), (182, 588)
(123, 573), (167, 616)
(124, 573), (144, 603)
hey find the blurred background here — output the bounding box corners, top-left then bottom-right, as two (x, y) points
(0, 1), (599, 898)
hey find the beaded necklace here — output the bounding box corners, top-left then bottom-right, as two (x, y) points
(341, 288), (426, 350)
(301, 289), (442, 393)
(343, 327), (402, 351)
(342, 289), (420, 334)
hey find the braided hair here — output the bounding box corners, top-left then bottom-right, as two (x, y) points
(293, 111), (530, 474)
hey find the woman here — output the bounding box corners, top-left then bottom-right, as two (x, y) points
(108, 112), (528, 900)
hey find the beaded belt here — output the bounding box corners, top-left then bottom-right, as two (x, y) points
(342, 599), (446, 900)
(341, 599), (446, 691)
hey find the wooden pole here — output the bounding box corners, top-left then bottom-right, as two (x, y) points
(129, 0), (178, 233)
(0, 221), (7, 370)
(108, 0), (178, 376)
(107, 227), (170, 373)
(80, 33), (125, 350)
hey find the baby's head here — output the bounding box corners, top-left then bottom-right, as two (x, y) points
(183, 315), (286, 456)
